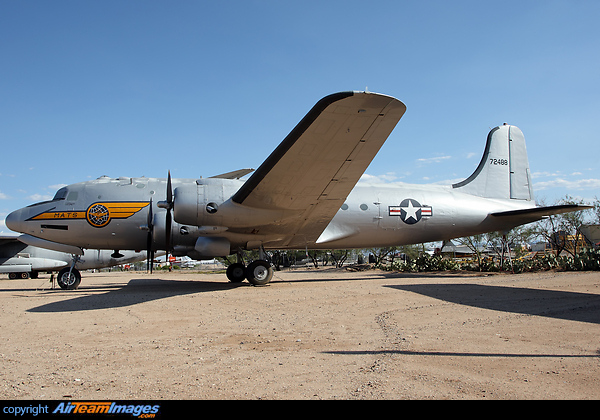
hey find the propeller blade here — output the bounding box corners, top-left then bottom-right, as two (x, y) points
(166, 170), (172, 205)
(146, 198), (154, 274)
(165, 171), (173, 271)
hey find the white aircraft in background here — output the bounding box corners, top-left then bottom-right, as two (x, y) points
(0, 233), (150, 289)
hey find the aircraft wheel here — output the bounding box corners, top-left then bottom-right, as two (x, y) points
(245, 260), (273, 286)
(57, 268), (81, 290)
(226, 263), (246, 283)
(8, 273), (17, 280)
(20, 272), (29, 279)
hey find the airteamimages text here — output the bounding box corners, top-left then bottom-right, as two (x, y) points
(53, 402), (160, 417)
(3, 402), (161, 418)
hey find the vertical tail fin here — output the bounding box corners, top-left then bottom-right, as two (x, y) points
(452, 124), (534, 201)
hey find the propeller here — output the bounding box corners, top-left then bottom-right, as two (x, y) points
(157, 171), (174, 270)
(146, 197), (154, 273)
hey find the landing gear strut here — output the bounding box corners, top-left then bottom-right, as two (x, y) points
(57, 255), (82, 290)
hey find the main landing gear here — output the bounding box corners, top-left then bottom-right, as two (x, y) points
(226, 248), (273, 286)
(226, 260), (273, 286)
(227, 260), (273, 286)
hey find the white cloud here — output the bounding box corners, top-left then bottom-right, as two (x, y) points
(531, 171), (563, 179)
(534, 178), (600, 191)
(416, 155), (452, 164)
(359, 173), (401, 184)
(0, 192), (8, 200)
(28, 193), (53, 202)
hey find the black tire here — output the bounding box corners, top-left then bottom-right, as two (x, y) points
(57, 267), (81, 290)
(245, 260), (273, 286)
(226, 263), (246, 283)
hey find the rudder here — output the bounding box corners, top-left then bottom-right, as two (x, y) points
(452, 124), (534, 201)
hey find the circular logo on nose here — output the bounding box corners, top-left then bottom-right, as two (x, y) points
(87, 204), (110, 227)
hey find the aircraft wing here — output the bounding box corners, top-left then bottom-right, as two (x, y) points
(491, 204), (593, 224)
(210, 169), (254, 179)
(232, 91), (406, 247)
(0, 234), (20, 247)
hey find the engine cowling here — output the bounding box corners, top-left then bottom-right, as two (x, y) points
(172, 178), (295, 229)
(192, 237), (230, 258)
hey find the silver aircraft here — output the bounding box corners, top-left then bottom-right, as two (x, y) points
(5, 91), (589, 286)
(0, 234), (148, 289)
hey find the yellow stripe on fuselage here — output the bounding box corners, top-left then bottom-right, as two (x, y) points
(31, 202), (148, 223)
(31, 211), (86, 220)
(102, 202), (149, 219)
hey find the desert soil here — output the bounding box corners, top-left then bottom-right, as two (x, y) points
(1, 267), (599, 400)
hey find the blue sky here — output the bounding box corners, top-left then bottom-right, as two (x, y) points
(1, 1), (599, 232)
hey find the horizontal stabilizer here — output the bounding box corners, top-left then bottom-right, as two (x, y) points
(491, 204), (592, 224)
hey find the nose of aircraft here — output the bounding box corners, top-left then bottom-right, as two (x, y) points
(5, 208), (26, 233)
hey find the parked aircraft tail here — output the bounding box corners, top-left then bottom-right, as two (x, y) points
(452, 124), (534, 201)
(457, 124), (593, 224)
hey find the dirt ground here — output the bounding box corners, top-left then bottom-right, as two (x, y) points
(1, 266), (599, 400)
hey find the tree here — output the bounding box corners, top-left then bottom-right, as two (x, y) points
(532, 195), (593, 256)
(455, 233), (490, 271)
(593, 196), (600, 224)
(366, 247), (398, 265)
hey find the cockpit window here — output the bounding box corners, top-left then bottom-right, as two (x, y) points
(26, 186), (70, 208)
(52, 187), (68, 201)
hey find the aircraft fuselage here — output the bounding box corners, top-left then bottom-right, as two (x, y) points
(6, 175), (536, 256)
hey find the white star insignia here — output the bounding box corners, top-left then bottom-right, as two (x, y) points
(402, 200), (419, 222)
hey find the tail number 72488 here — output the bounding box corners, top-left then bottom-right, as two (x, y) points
(490, 158), (508, 165)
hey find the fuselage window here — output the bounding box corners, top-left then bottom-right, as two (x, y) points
(341, 203), (349, 211)
(360, 204), (368, 211)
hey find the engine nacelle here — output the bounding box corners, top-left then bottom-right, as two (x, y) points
(192, 237), (230, 258)
(172, 178), (296, 228)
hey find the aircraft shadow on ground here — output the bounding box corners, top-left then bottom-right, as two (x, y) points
(386, 283), (600, 325)
(27, 278), (246, 313)
(325, 283), (600, 359)
(24, 274), (358, 313)
(324, 349), (600, 358)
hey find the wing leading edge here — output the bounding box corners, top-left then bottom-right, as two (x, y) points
(232, 91), (406, 247)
